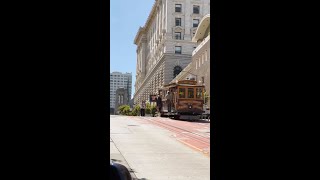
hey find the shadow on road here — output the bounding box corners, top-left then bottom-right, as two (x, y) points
(168, 118), (210, 123)
(128, 168), (150, 180)
(111, 159), (122, 163)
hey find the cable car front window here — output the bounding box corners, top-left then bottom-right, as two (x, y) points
(188, 88), (194, 98)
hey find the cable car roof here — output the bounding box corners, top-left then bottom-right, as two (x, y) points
(164, 83), (205, 88)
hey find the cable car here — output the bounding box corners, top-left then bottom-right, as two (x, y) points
(159, 80), (205, 120)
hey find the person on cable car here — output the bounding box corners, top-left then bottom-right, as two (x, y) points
(140, 100), (146, 116)
(156, 94), (162, 116)
(166, 91), (173, 113)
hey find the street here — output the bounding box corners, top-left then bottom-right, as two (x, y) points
(110, 115), (210, 180)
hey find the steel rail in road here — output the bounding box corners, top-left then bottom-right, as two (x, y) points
(145, 118), (210, 146)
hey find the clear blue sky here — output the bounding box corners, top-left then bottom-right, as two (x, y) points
(110, 0), (154, 97)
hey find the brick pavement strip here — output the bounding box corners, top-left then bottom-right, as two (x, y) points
(129, 117), (210, 157)
(143, 117), (211, 156)
(130, 116), (211, 155)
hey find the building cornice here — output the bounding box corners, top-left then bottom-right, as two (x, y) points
(192, 14), (210, 42)
(134, 26), (145, 45)
(192, 35), (210, 56)
(144, 0), (160, 31)
(134, 0), (160, 45)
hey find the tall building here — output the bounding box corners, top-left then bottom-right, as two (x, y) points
(171, 14), (211, 106)
(110, 72), (132, 112)
(133, 0), (210, 104)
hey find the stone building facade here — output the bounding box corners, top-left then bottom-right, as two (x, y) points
(170, 14), (210, 106)
(114, 88), (129, 115)
(134, 0), (210, 105)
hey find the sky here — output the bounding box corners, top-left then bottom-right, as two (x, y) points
(110, 0), (155, 98)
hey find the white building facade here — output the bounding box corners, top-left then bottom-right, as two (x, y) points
(110, 72), (132, 109)
(171, 14), (211, 106)
(134, 0), (210, 105)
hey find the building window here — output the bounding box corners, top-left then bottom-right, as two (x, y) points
(175, 32), (181, 40)
(193, 19), (199, 27)
(193, 5), (200, 14)
(173, 66), (182, 78)
(175, 4), (182, 12)
(175, 46), (182, 54)
(175, 18), (181, 26)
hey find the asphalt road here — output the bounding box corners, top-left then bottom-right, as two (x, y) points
(110, 115), (210, 180)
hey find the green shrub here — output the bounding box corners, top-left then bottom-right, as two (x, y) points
(118, 105), (130, 115)
(145, 102), (151, 114)
(131, 105), (140, 116)
(150, 105), (157, 116)
(117, 105), (125, 114)
(142, 102), (157, 116)
(204, 92), (210, 105)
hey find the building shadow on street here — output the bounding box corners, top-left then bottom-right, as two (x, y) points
(185, 119), (210, 123)
(111, 158), (122, 163)
(129, 168), (150, 180)
(168, 118), (210, 123)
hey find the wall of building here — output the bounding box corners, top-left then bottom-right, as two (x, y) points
(110, 72), (132, 108)
(114, 88), (129, 115)
(170, 12), (211, 106)
(188, 38), (210, 105)
(133, 0), (210, 105)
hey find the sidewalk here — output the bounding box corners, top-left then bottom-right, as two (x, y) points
(110, 137), (137, 179)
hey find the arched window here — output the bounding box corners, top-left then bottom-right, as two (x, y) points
(173, 66), (182, 78)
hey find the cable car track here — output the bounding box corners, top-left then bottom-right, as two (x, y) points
(146, 118), (210, 146)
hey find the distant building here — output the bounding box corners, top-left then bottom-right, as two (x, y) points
(110, 72), (132, 110)
(128, 98), (134, 108)
(171, 14), (210, 106)
(110, 108), (115, 115)
(133, 0), (210, 105)
(114, 88), (129, 114)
